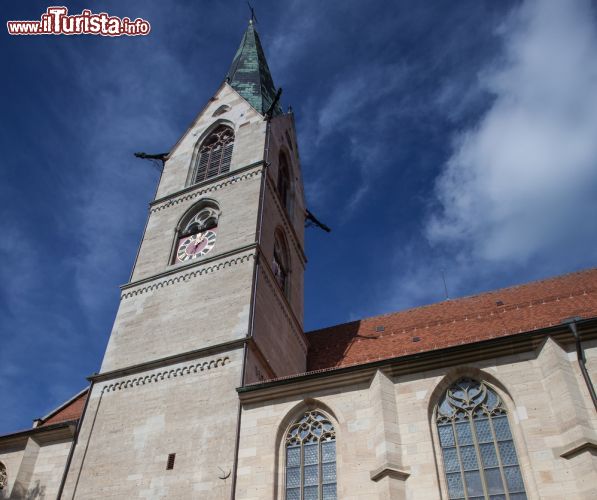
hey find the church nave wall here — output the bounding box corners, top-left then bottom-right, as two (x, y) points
(236, 340), (597, 500)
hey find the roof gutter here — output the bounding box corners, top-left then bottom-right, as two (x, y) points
(0, 419), (78, 442)
(238, 317), (597, 397)
(564, 317), (597, 411)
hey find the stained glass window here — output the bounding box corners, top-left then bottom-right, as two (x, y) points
(194, 125), (234, 183)
(436, 378), (527, 500)
(285, 410), (337, 500)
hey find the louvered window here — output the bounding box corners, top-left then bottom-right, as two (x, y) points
(436, 378), (527, 500)
(273, 232), (289, 294)
(194, 126), (234, 183)
(278, 154), (291, 214)
(285, 410), (337, 500)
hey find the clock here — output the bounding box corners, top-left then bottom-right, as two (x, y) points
(176, 228), (217, 262)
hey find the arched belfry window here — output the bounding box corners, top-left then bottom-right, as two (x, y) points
(174, 203), (220, 263)
(0, 461), (7, 491)
(436, 378), (527, 500)
(285, 410), (337, 500)
(273, 231), (289, 295)
(277, 152), (292, 215)
(194, 125), (234, 183)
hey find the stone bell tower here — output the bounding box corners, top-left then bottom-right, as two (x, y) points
(60, 20), (308, 499)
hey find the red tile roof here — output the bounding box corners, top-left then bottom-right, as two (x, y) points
(39, 389), (88, 427)
(306, 268), (597, 371)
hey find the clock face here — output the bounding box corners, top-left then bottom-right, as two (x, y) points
(176, 229), (217, 262)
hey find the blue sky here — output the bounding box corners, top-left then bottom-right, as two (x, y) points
(2, 0), (597, 433)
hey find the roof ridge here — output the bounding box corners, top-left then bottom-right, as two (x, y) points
(351, 287), (596, 340)
(306, 267), (597, 336)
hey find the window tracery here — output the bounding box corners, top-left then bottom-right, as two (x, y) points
(285, 410), (337, 500)
(0, 462), (7, 491)
(436, 378), (527, 500)
(194, 125), (234, 183)
(181, 206), (219, 237)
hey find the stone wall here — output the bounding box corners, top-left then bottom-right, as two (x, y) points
(154, 84), (266, 201)
(236, 339), (597, 500)
(0, 447), (24, 499)
(0, 435), (72, 500)
(63, 349), (243, 499)
(132, 165), (263, 282)
(102, 247), (255, 372)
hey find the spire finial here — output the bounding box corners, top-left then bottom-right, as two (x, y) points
(247, 2), (258, 25)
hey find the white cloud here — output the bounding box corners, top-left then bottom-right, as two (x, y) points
(317, 63), (408, 139)
(427, 0), (597, 263)
(302, 63), (409, 216)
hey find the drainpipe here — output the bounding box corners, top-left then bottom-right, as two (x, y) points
(564, 318), (597, 411)
(56, 382), (94, 499)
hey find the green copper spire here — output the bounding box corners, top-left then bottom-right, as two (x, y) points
(226, 20), (281, 116)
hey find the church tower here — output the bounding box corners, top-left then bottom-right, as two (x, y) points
(61, 20), (308, 499)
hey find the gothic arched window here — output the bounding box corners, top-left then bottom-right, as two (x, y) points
(277, 153), (292, 215)
(174, 203), (220, 263)
(194, 125), (234, 183)
(273, 231), (289, 295)
(285, 410), (337, 500)
(0, 461), (7, 491)
(436, 378), (527, 500)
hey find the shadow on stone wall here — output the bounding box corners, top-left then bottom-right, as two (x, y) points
(8, 480), (46, 500)
(25, 482), (46, 500)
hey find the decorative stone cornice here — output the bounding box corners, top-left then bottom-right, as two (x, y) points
(238, 321), (597, 402)
(101, 356), (230, 394)
(150, 163), (264, 214)
(0, 420), (78, 445)
(121, 249), (256, 299)
(90, 338), (246, 382)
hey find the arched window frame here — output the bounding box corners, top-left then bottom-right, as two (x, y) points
(0, 461), (7, 492)
(272, 229), (290, 297)
(283, 409), (337, 500)
(191, 124), (235, 185)
(170, 199), (221, 265)
(277, 150), (293, 219)
(432, 376), (529, 500)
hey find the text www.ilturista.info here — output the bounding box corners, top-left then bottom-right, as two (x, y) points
(7, 7), (151, 36)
